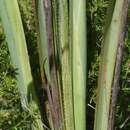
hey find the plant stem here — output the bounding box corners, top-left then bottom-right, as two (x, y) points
(72, 0), (87, 130)
(0, 0), (44, 129)
(94, 1), (129, 130)
(108, 1), (129, 130)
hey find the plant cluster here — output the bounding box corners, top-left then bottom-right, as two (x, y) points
(0, 0), (130, 130)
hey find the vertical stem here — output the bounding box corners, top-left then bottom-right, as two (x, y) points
(108, 1), (129, 130)
(52, 0), (75, 129)
(94, 1), (129, 130)
(0, 0), (44, 130)
(72, 0), (87, 130)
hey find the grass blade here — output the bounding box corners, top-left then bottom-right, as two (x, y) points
(94, 1), (129, 130)
(52, 0), (75, 130)
(0, 0), (44, 129)
(72, 0), (87, 130)
(36, 0), (63, 129)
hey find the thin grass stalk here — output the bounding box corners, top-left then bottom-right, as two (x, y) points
(37, 0), (51, 83)
(94, 1), (129, 130)
(0, 0), (44, 129)
(51, 1), (65, 129)
(72, 0), (87, 130)
(108, 2), (129, 130)
(36, 0), (63, 129)
(52, 0), (75, 130)
(59, 1), (75, 130)
(36, 0), (54, 129)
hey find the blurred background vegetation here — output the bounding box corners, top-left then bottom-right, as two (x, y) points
(0, 0), (130, 130)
